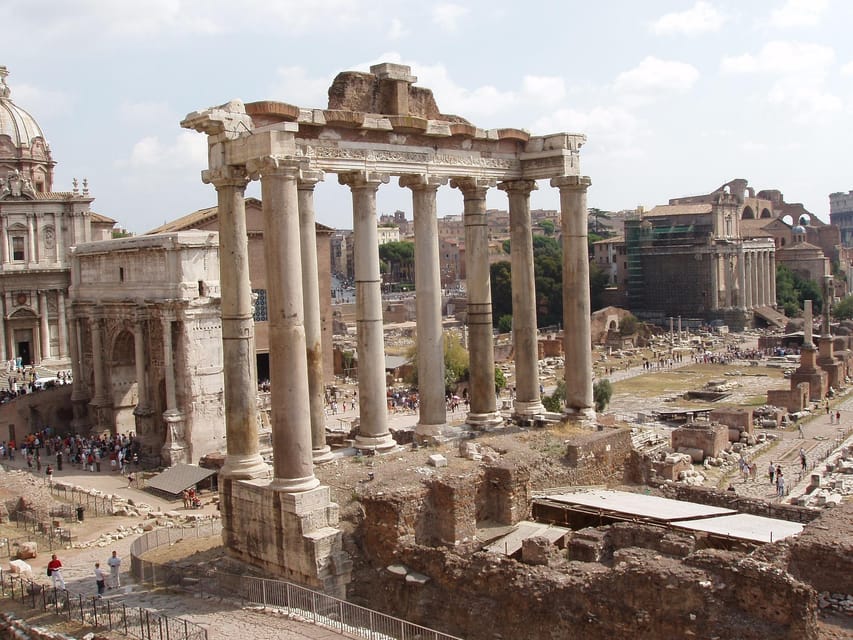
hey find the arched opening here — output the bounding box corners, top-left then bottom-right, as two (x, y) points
(741, 206), (755, 220)
(760, 208), (772, 219)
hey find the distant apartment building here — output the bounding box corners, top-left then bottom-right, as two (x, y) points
(830, 190), (853, 247)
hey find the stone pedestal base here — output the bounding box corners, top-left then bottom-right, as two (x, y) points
(512, 400), (545, 418)
(312, 445), (334, 464)
(220, 453), (271, 480)
(464, 411), (504, 430)
(415, 421), (448, 439)
(161, 411), (188, 466)
(221, 480), (351, 598)
(353, 432), (397, 452)
(563, 407), (597, 428)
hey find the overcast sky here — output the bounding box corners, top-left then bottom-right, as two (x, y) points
(2, 0), (851, 233)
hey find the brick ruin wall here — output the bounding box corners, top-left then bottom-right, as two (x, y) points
(348, 428), (851, 640)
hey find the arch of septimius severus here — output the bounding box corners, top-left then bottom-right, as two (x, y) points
(182, 63), (592, 595)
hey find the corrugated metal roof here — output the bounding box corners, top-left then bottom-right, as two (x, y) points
(673, 513), (803, 543)
(146, 463), (216, 497)
(543, 490), (735, 521)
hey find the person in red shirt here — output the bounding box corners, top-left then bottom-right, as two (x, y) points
(47, 554), (66, 589)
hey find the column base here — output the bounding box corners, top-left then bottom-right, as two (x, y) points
(353, 433), (397, 452)
(465, 411), (504, 430)
(513, 400), (545, 417)
(220, 453), (271, 480)
(563, 406), (597, 428)
(271, 474), (321, 493)
(415, 422), (448, 439)
(312, 446), (334, 464)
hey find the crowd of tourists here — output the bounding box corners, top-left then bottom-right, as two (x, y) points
(0, 430), (141, 475)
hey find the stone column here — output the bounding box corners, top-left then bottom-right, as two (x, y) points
(499, 179), (544, 417)
(55, 214), (64, 264)
(160, 311), (187, 464)
(751, 251), (760, 309)
(27, 214), (36, 266)
(0, 221), (7, 264)
(0, 296), (5, 361)
(736, 250), (746, 310)
(57, 290), (68, 359)
(38, 291), (50, 361)
(451, 177), (502, 428)
(298, 171), (333, 464)
(133, 315), (148, 412)
(552, 176), (595, 421)
(765, 251), (773, 306)
(744, 253), (753, 308)
(401, 174), (448, 439)
(338, 171), (396, 451)
(254, 157), (320, 491)
(89, 317), (106, 405)
(204, 167), (268, 479)
(770, 251), (777, 307)
(709, 252), (719, 311)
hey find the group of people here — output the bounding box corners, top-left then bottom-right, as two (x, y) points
(46, 550), (122, 598)
(768, 462), (786, 497)
(181, 487), (202, 509)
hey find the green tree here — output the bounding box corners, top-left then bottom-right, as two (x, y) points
(589, 261), (610, 312)
(378, 241), (415, 283)
(593, 379), (613, 412)
(776, 264), (823, 316)
(494, 367), (507, 394)
(834, 295), (853, 321)
(490, 261), (513, 323)
(619, 314), (639, 336)
(543, 379), (566, 413)
(497, 314), (513, 334)
(538, 219), (555, 236)
(405, 331), (470, 391)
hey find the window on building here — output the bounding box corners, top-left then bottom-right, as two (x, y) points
(11, 236), (25, 261)
(253, 289), (268, 322)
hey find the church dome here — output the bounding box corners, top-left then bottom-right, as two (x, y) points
(792, 224), (806, 235)
(0, 66), (54, 192)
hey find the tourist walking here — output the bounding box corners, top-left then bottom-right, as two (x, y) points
(47, 554), (66, 590)
(94, 563), (106, 598)
(776, 470), (785, 498)
(800, 448), (808, 472)
(107, 550), (122, 588)
(768, 461), (775, 485)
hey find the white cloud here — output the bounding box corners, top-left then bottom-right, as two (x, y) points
(650, 2), (726, 35)
(534, 106), (648, 159)
(125, 131), (207, 170)
(842, 61), (853, 76)
(8, 83), (72, 118)
(770, 0), (828, 28)
(268, 66), (332, 108)
(388, 17), (409, 40)
(521, 76), (566, 106)
(721, 41), (835, 75)
(432, 3), (469, 32)
(613, 57), (699, 102)
(118, 101), (174, 125)
(767, 76), (843, 122)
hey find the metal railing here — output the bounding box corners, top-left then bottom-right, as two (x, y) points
(48, 482), (117, 516)
(130, 520), (222, 586)
(214, 572), (463, 640)
(129, 521), (461, 640)
(6, 510), (73, 553)
(0, 568), (206, 640)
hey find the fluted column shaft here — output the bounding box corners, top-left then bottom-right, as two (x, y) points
(161, 314), (177, 412)
(27, 215), (36, 266)
(90, 317), (106, 405)
(134, 315), (148, 412)
(552, 176), (595, 419)
(770, 251), (777, 307)
(38, 291), (50, 361)
(298, 172), (333, 464)
(0, 296), (5, 361)
(206, 167), (268, 479)
(737, 250), (747, 310)
(57, 290), (67, 358)
(339, 171), (395, 451)
(709, 253), (719, 310)
(452, 178), (501, 427)
(751, 251), (759, 309)
(257, 159), (319, 492)
(402, 174), (447, 438)
(500, 179), (543, 417)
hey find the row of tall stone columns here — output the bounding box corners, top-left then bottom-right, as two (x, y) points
(211, 159), (596, 483)
(740, 249), (774, 309)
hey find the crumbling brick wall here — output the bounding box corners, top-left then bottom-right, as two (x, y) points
(786, 499), (853, 594)
(564, 427), (632, 477)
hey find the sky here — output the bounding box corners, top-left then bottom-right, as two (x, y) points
(2, 0), (852, 234)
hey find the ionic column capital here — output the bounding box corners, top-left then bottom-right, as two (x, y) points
(245, 156), (303, 180)
(399, 174), (447, 192)
(449, 176), (495, 200)
(551, 175), (592, 191)
(297, 170), (325, 190)
(338, 170), (389, 190)
(497, 179), (538, 196)
(202, 166), (249, 189)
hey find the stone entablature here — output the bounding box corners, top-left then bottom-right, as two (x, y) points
(69, 231), (226, 466)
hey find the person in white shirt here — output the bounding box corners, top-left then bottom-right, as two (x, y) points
(107, 550), (122, 588)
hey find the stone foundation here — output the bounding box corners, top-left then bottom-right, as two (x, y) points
(671, 422), (728, 460)
(220, 479), (351, 598)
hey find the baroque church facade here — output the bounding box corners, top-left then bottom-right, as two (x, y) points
(0, 66), (115, 367)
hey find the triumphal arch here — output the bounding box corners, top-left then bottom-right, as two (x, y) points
(182, 63), (593, 595)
